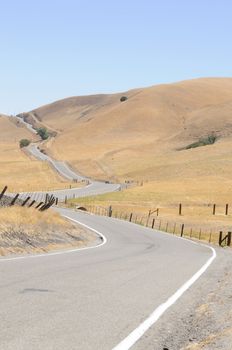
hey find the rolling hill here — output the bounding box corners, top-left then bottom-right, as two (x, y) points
(25, 78), (232, 187)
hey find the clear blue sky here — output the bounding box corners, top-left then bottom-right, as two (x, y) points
(1, 0), (231, 114)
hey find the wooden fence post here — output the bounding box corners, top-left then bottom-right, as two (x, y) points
(173, 223), (176, 234)
(199, 229), (202, 240)
(227, 232), (231, 246)
(157, 208), (159, 216)
(152, 218), (155, 229)
(108, 206), (112, 217)
(45, 193), (49, 204)
(225, 204), (229, 216)
(21, 196), (31, 206)
(10, 194), (19, 206)
(35, 202), (44, 209)
(40, 197), (56, 211)
(219, 231), (223, 246)
(165, 222), (169, 232)
(209, 230), (212, 243)
(0, 186), (7, 201)
(129, 213), (133, 222)
(179, 203), (182, 216)
(180, 224), (184, 237)
(28, 200), (36, 207)
(146, 210), (151, 227)
(213, 204), (216, 215)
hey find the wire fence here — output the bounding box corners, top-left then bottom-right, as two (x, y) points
(0, 186), (58, 211)
(75, 204), (231, 247)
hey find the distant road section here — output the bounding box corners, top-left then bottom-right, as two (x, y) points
(27, 144), (88, 181)
(8, 115), (37, 134)
(9, 114), (121, 201)
(20, 144), (121, 202)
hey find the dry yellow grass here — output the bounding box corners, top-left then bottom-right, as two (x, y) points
(67, 178), (232, 244)
(27, 77), (232, 236)
(0, 116), (73, 191)
(31, 77), (232, 184)
(0, 206), (69, 228)
(182, 327), (232, 350)
(0, 206), (96, 255)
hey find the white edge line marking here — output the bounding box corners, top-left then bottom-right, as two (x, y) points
(0, 215), (107, 262)
(112, 245), (216, 350)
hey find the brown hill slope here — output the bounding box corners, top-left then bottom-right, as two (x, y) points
(30, 78), (232, 184)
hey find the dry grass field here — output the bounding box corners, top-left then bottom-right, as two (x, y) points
(26, 77), (232, 240)
(4, 77), (232, 238)
(31, 78), (232, 184)
(0, 206), (96, 255)
(0, 115), (73, 192)
(67, 179), (232, 244)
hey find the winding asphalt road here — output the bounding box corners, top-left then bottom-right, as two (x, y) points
(9, 115), (121, 201)
(18, 144), (121, 202)
(3, 115), (217, 349)
(9, 113), (121, 201)
(0, 208), (216, 350)
(9, 115), (37, 134)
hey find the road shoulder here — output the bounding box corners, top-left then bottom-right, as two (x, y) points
(133, 247), (232, 350)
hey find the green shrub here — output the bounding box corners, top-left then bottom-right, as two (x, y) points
(184, 134), (217, 150)
(36, 127), (49, 140)
(120, 96), (128, 102)
(19, 139), (30, 148)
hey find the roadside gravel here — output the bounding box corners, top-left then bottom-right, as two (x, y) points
(134, 246), (232, 350)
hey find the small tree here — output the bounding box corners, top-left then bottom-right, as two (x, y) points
(37, 127), (49, 140)
(120, 96), (128, 102)
(19, 139), (30, 148)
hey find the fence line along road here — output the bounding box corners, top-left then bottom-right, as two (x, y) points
(0, 186), (55, 211)
(77, 204), (232, 247)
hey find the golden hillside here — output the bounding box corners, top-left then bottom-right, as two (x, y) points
(30, 78), (232, 185)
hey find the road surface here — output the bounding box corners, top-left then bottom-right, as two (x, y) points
(5, 114), (218, 349)
(8, 115), (121, 201)
(0, 208), (216, 350)
(8, 115), (37, 134)
(17, 144), (121, 201)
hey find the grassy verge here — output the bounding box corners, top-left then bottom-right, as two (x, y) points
(0, 207), (96, 255)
